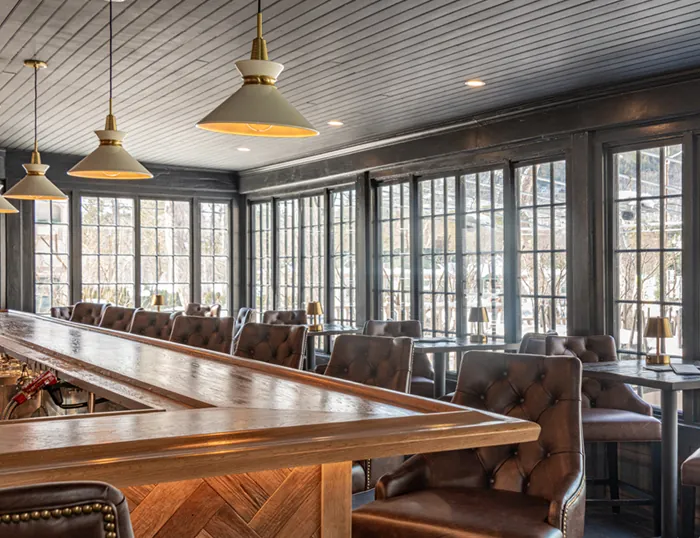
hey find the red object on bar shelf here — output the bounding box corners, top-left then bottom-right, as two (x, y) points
(11, 371), (58, 405)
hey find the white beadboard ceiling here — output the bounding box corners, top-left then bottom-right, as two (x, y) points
(0, 0), (699, 172)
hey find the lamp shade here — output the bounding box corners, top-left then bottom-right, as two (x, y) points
(196, 60), (318, 138)
(151, 294), (165, 307)
(468, 307), (489, 323)
(306, 301), (323, 316)
(0, 195), (18, 214)
(5, 163), (67, 201)
(68, 129), (152, 180)
(644, 317), (672, 338)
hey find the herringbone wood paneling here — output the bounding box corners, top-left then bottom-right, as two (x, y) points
(123, 465), (323, 538)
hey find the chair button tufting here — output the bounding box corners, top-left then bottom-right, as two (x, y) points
(489, 477), (495, 485)
(480, 394), (485, 400)
(540, 374), (546, 380)
(519, 398), (525, 404)
(502, 371), (508, 377)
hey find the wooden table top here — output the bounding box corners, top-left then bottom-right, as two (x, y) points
(413, 337), (519, 353)
(583, 359), (700, 391)
(0, 312), (540, 488)
(306, 324), (361, 336)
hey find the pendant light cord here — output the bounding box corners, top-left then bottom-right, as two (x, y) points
(33, 65), (38, 151)
(258, 0), (261, 14)
(109, 0), (113, 114)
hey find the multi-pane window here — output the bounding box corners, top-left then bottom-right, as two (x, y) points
(34, 199), (70, 314)
(330, 189), (356, 324)
(81, 197), (135, 306)
(613, 144), (682, 358)
(140, 199), (191, 312)
(277, 199), (300, 309)
(250, 202), (273, 314)
(419, 177), (457, 339)
(517, 161), (567, 335)
(378, 183), (411, 320)
(463, 170), (505, 340)
(301, 195), (324, 306)
(200, 202), (230, 315)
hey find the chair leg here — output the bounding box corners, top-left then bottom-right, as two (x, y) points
(607, 442), (620, 514)
(681, 485), (696, 538)
(652, 442), (662, 537)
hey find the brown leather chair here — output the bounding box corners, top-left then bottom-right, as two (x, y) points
(363, 320), (435, 398)
(323, 334), (414, 494)
(519, 332), (549, 354)
(169, 316), (235, 354)
(69, 302), (110, 326)
(234, 323), (307, 369)
(681, 449), (700, 537)
(129, 311), (180, 341)
(50, 306), (73, 321)
(233, 307), (255, 344)
(262, 310), (308, 325)
(0, 481), (133, 537)
(184, 303), (221, 317)
(353, 351), (585, 538)
(546, 335), (661, 529)
(98, 306), (139, 332)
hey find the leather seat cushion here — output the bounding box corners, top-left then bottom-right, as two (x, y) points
(682, 447), (700, 486)
(410, 376), (434, 398)
(352, 488), (562, 538)
(582, 408), (661, 442)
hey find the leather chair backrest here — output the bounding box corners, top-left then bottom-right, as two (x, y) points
(234, 323), (307, 369)
(235, 307), (255, 333)
(69, 302), (109, 326)
(169, 316), (235, 354)
(363, 320), (434, 380)
(129, 311), (180, 341)
(50, 306), (73, 321)
(0, 480), (134, 537)
(519, 333), (548, 355)
(451, 351), (583, 504)
(98, 306), (139, 332)
(546, 335), (617, 363)
(324, 335), (414, 392)
(184, 303), (221, 317)
(262, 310), (308, 325)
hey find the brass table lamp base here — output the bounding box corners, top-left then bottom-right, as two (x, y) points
(469, 334), (486, 344)
(646, 353), (670, 366)
(309, 324), (323, 332)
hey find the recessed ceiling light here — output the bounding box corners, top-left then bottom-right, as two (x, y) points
(327, 120), (344, 126)
(465, 79), (486, 87)
(237, 147), (251, 152)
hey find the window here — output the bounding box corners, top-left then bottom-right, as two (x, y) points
(517, 161), (567, 335)
(463, 170), (505, 340)
(250, 202), (273, 314)
(277, 199), (300, 309)
(201, 202), (230, 315)
(301, 195), (325, 307)
(81, 197), (135, 306)
(140, 199), (191, 312)
(34, 199), (70, 314)
(419, 177), (457, 339)
(613, 144), (682, 359)
(330, 189), (356, 324)
(378, 183), (411, 320)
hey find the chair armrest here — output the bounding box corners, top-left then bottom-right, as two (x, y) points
(583, 378), (653, 416)
(548, 470), (586, 537)
(375, 454), (429, 500)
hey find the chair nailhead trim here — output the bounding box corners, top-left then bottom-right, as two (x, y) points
(1, 503), (116, 537)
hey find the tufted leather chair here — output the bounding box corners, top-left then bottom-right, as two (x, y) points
(234, 323), (307, 369)
(233, 307), (255, 344)
(98, 306), (139, 332)
(50, 306), (73, 321)
(519, 332), (549, 355)
(69, 302), (110, 326)
(262, 310), (308, 325)
(324, 334), (414, 494)
(681, 449), (700, 537)
(0, 481), (133, 537)
(169, 316), (235, 354)
(353, 352), (585, 538)
(129, 311), (180, 341)
(363, 320), (435, 398)
(184, 303), (221, 317)
(546, 335), (660, 528)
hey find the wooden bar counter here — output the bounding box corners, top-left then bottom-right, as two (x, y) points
(0, 312), (540, 538)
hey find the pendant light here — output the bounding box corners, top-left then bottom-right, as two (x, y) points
(0, 193), (18, 214)
(68, 0), (152, 180)
(5, 60), (67, 201)
(196, 0), (318, 138)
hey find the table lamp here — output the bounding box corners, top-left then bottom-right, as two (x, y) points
(306, 301), (323, 332)
(468, 307), (489, 343)
(151, 294), (165, 312)
(644, 316), (672, 365)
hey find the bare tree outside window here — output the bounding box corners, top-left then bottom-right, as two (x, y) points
(301, 195), (324, 307)
(277, 199), (300, 309)
(35, 199), (70, 314)
(250, 202), (273, 315)
(201, 202), (230, 315)
(330, 189), (356, 324)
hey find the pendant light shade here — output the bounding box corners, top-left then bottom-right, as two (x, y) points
(5, 60), (67, 202)
(68, 0), (151, 180)
(196, 1), (317, 138)
(0, 194), (18, 214)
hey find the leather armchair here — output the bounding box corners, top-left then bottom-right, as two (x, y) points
(681, 448), (700, 537)
(129, 311), (180, 341)
(69, 302), (110, 326)
(353, 352), (585, 538)
(98, 306), (139, 332)
(324, 334), (414, 493)
(50, 306), (73, 321)
(363, 320), (435, 398)
(519, 332), (549, 354)
(169, 316), (235, 354)
(234, 323), (307, 369)
(0, 481), (133, 537)
(262, 310), (308, 325)
(184, 303), (221, 317)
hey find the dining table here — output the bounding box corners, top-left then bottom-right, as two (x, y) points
(304, 324), (362, 370)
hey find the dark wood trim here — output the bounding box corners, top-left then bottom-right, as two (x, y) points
(355, 173), (373, 324)
(409, 175), (420, 322)
(502, 161), (518, 344)
(191, 197), (202, 306)
(323, 189), (332, 323)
